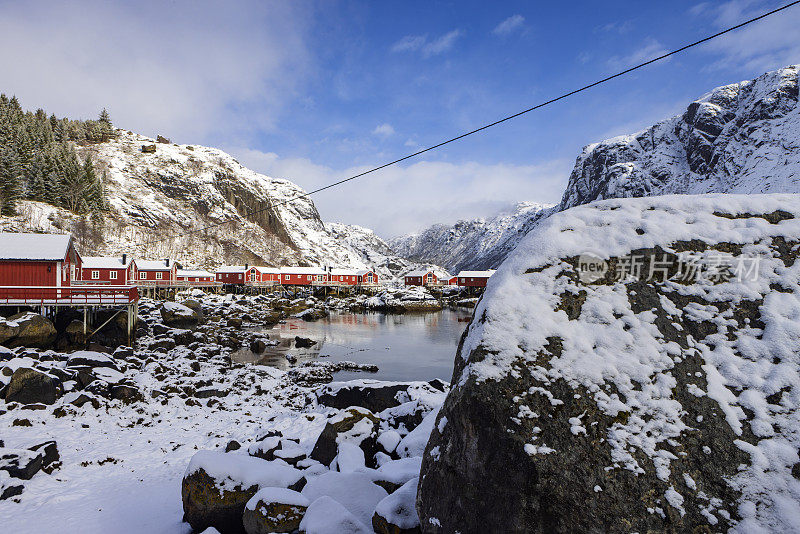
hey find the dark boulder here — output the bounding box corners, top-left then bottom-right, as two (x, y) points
(4, 313), (57, 348)
(5, 368), (61, 405)
(316, 381), (409, 412)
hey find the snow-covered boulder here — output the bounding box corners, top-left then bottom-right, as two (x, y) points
(418, 194), (800, 533)
(161, 302), (201, 328)
(182, 451), (303, 534)
(66, 351), (118, 370)
(242, 487), (309, 534)
(1, 313), (56, 348)
(299, 495), (371, 534)
(301, 471), (388, 527)
(4, 367), (61, 405)
(373, 478), (420, 534)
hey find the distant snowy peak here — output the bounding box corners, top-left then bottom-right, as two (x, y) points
(392, 64), (800, 272)
(390, 202), (553, 273)
(324, 221), (435, 279)
(559, 65), (800, 209)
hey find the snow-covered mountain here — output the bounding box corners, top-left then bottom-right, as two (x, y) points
(393, 64), (800, 271)
(390, 202), (552, 273)
(559, 64), (800, 208)
(0, 130), (429, 279)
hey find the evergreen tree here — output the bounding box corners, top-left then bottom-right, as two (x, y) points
(98, 108), (111, 128)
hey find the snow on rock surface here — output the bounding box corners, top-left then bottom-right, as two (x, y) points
(418, 193), (800, 533)
(301, 471), (388, 527)
(374, 477), (420, 531)
(299, 496), (371, 534)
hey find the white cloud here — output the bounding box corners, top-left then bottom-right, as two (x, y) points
(372, 123), (395, 138)
(0, 0), (314, 145)
(391, 30), (463, 58)
(692, 0), (800, 74)
(231, 148), (570, 237)
(606, 38), (669, 71)
(493, 15), (525, 36)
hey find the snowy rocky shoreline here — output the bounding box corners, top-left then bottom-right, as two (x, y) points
(0, 287), (461, 533)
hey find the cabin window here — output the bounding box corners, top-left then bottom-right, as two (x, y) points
(140, 272), (147, 279)
(91, 270), (99, 279)
(110, 271), (117, 280)
(470, 278), (474, 282)
(70, 265), (75, 281)
(460, 278), (465, 284)
(156, 272), (163, 280)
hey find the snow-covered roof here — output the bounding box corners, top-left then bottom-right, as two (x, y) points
(216, 265), (248, 274)
(405, 269), (431, 277)
(355, 269), (376, 276)
(177, 269), (214, 278)
(330, 268), (359, 276)
(280, 266), (327, 275)
(251, 266), (280, 274)
(137, 259), (173, 271)
(457, 270), (496, 278)
(82, 256), (132, 269)
(0, 233), (73, 261)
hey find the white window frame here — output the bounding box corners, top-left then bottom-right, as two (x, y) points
(156, 272), (163, 280)
(110, 271), (117, 280)
(140, 272), (147, 279)
(91, 270), (99, 279)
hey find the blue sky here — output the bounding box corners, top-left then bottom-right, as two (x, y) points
(1, 0), (799, 236)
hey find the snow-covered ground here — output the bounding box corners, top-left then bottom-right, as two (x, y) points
(0, 293), (449, 533)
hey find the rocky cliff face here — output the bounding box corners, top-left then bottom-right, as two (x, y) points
(394, 65), (800, 272)
(417, 193), (800, 533)
(389, 202), (552, 273)
(0, 131), (426, 276)
(560, 65), (800, 209)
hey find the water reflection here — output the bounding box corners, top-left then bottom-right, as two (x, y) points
(231, 309), (473, 382)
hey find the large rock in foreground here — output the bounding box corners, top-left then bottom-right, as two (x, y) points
(418, 194), (800, 533)
(2, 313), (57, 348)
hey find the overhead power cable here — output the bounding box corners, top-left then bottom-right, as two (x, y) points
(157, 0), (800, 243)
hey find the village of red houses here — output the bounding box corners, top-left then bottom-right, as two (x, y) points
(0, 232), (495, 304)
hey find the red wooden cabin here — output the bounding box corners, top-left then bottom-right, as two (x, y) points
(356, 269), (378, 286)
(176, 269), (215, 283)
(456, 270), (496, 288)
(404, 269), (447, 286)
(0, 233), (82, 287)
(81, 254), (134, 284)
(280, 267), (327, 286)
(330, 269), (359, 286)
(136, 259), (177, 284)
(246, 266), (280, 284)
(216, 265), (247, 284)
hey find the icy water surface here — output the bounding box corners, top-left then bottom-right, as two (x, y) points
(231, 308), (474, 381)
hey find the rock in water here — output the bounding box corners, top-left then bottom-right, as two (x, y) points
(417, 195), (800, 533)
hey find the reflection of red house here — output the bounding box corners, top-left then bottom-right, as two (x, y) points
(280, 267), (326, 286)
(82, 255), (134, 284)
(456, 270), (496, 288)
(0, 233), (82, 286)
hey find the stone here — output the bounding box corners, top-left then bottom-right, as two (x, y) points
(249, 339), (267, 354)
(5, 368), (61, 405)
(195, 387), (227, 399)
(141, 144), (156, 153)
(373, 478), (421, 534)
(64, 319), (87, 346)
(0, 318), (21, 344)
(316, 381), (409, 412)
(181, 300), (205, 322)
(0, 449), (43, 480)
(4, 313), (57, 348)
(28, 440), (60, 473)
(67, 350), (118, 369)
(225, 440), (240, 453)
(294, 336), (315, 348)
(242, 487), (309, 534)
(226, 317), (243, 328)
(156, 134), (170, 143)
(161, 303), (201, 328)
(110, 384), (143, 404)
(182, 451), (302, 534)
(417, 195), (800, 533)
(310, 407), (380, 467)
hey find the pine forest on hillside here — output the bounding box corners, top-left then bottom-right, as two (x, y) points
(0, 95), (110, 216)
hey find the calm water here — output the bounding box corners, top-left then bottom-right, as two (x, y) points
(231, 308), (474, 382)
